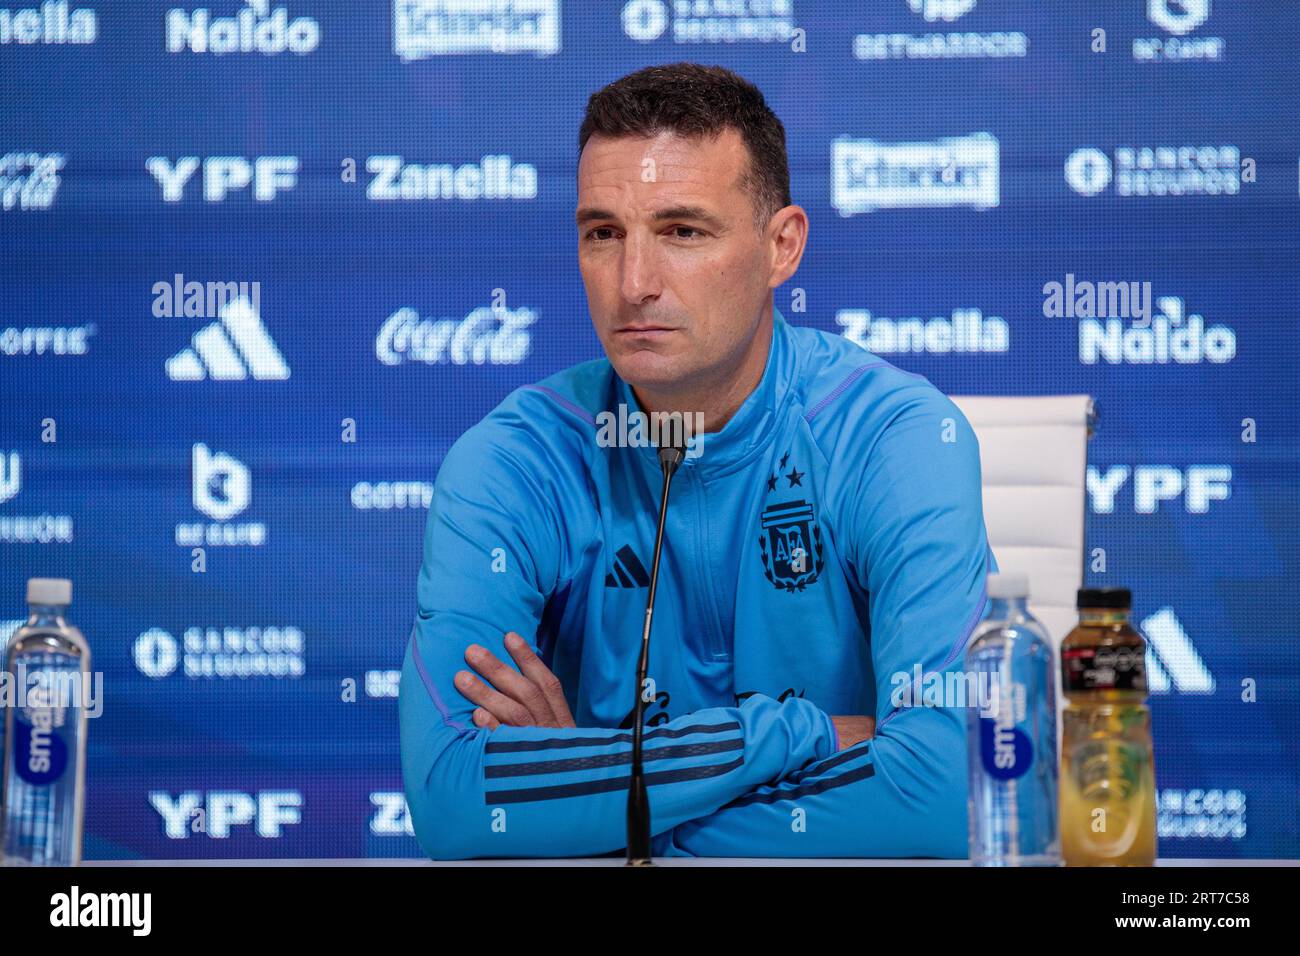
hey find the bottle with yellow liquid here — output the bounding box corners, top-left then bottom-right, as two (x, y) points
(1059, 588), (1157, 866)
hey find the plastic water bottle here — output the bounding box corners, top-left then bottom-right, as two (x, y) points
(965, 573), (1060, 866)
(2, 578), (91, 866)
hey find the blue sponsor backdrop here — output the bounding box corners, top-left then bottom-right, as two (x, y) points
(1, 1), (1296, 859)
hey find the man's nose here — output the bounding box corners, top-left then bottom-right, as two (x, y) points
(619, 231), (662, 304)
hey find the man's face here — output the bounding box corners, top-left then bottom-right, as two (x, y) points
(575, 128), (777, 396)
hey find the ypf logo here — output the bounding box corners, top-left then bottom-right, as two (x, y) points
(150, 790), (302, 838)
(146, 156), (299, 202)
(133, 628), (180, 679)
(192, 443), (250, 520)
(1148, 0), (1210, 35)
(1065, 147), (1112, 196)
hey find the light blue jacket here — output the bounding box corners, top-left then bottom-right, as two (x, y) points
(399, 309), (995, 858)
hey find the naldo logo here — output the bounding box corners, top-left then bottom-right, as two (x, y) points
(1065, 148), (1111, 196)
(166, 0), (320, 55)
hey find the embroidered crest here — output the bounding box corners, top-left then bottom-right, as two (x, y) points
(758, 451), (824, 592)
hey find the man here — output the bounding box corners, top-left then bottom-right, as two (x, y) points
(399, 63), (995, 859)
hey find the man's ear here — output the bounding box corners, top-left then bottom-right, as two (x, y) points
(767, 205), (809, 289)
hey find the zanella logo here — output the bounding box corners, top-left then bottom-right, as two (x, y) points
(620, 0), (794, 44)
(393, 0), (560, 61)
(831, 134), (999, 214)
(377, 305), (534, 366)
(166, 295), (289, 381)
(370, 792), (415, 836)
(838, 307), (1008, 354)
(0, 2), (96, 44)
(365, 155), (537, 201)
(166, 0), (320, 55)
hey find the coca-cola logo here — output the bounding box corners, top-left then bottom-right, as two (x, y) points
(376, 305), (535, 366)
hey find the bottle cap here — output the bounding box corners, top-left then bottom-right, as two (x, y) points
(987, 573), (1029, 599)
(26, 578), (72, 606)
(1077, 587), (1131, 609)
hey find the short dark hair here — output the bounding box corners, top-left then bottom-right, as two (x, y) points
(578, 63), (792, 231)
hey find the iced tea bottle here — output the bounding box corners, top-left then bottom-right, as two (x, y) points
(1059, 588), (1157, 866)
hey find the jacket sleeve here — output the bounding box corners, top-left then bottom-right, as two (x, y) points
(656, 385), (996, 858)
(398, 409), (837, 860)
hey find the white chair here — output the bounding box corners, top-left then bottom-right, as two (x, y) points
(949, 394), (1096, 646)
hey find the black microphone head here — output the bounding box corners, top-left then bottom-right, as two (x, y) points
(653, 411), (690, 475)
(657, 442), (685, 474)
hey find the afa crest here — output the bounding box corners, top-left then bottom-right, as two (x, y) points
(758, 452), (824, 592)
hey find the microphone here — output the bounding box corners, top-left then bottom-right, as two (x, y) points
(626, 413), (689, 866)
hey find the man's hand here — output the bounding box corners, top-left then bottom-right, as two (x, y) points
(831, 715), (876, 750)
(454, 631), (576, 730)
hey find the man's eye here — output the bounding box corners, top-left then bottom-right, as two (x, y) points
(671, 226), (702, 240)
(585, 227), (615, 242)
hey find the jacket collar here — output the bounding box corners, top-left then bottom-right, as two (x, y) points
(613, 307), (796, 479)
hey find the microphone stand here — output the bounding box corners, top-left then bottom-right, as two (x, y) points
(626, 434), (685, 866)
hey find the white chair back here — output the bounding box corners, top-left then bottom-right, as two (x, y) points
(949, 394), (1095, 645)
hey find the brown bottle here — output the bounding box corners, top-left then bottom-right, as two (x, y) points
(1058, 588), (1158, 866)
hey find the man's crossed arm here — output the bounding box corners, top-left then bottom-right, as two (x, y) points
(457, 630), (876, 746)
